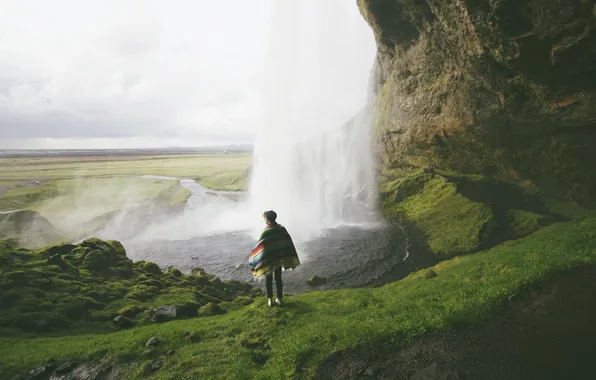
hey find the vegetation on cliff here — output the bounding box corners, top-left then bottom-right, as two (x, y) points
(379, 170), (588, 256)
(358, 0), (596, 207)
(2, 215), (596, 379)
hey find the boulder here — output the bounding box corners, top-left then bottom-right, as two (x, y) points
(150, 306), (177, 322)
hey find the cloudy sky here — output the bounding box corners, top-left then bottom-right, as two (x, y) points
(0, 0), (375, 149)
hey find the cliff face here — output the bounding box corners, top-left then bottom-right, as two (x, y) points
(358, 0), (596, 206)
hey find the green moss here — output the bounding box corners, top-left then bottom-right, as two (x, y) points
(0, 238), (253, 335)
(199, 302), (227, 317)
(505, 209), (552, 240)
(142, 262), (162, 275)
(383, 173), (493, 255)
(382, 172), (570, 256)
(119, 305), (145, 319)
(233, 296), (254, 306)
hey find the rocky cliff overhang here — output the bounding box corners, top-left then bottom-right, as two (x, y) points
(358, 0), (596, 206)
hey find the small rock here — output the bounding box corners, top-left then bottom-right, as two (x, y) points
(150, 360), (162, 371)
(166, 349), (175, 356)
(55, 362), (77, 375)
(29, 366), (48, 379)
(306, 276), (328, 286)
(150, 306), (177, 322)
(146, 337), (159, 347)
(29, 361), (56, 379)
(112, 315), (134, 329)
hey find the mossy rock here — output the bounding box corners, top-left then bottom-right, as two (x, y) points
(136, 279), (165, 289)
(176, 301), (201, 318)
(233, 296), (254, 306)
(143, 262), (162, 275)
(37, 243), (77, 258)
(0, 238), (253, 335)
(383, 174), (494, 256)
(126, 285), (160, 302)
(166, 267), (182, 277)
(196, 291), (222, 305)
(199, 302), (226, 317)
(113, 315), (134, 330)
(381, 172), (566, 257)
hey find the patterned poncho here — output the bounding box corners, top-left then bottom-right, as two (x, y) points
(249, 223), (300, 279)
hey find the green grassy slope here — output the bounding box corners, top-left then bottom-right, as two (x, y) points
(2, 216), (595, 379)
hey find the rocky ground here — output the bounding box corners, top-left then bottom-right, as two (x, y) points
(0, 238), (258, 337)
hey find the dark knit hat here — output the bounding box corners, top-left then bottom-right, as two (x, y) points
(263, 210), (277, 223)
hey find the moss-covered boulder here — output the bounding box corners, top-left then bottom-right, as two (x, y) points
(199, 302), (227, 317)
(142, 262), (162, 275)
(381, 171), (567, 256)
(0, 238), (254, 335)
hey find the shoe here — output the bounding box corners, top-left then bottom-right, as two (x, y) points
(268, 298), (273, 307)
(275, 298), (283, 306)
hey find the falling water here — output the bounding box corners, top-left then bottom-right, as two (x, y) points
(248, 0), (379, 241)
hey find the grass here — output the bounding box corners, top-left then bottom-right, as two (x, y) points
(0, 154), (251, 191)
(0, 178), (189, 211)
(1, 216), (596, 379)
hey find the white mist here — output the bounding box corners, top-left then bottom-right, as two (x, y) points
(247, 0), (379, 241)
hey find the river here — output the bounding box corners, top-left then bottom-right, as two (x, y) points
(118, 178), (410, 295)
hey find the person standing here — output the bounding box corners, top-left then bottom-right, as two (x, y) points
(249, 210), (300, 306)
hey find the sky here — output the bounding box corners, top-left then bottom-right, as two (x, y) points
(0, 0), (375, 149)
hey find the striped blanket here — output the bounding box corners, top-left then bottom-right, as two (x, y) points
(249, 223), (300, 279)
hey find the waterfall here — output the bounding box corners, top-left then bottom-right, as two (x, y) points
(248, 0), (379, 241)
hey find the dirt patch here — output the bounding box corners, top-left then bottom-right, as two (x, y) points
(314, 265), (596, 380)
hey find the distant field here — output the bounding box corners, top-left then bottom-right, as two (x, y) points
(0, 153), (251, 191)
(0, 153), (252, 229)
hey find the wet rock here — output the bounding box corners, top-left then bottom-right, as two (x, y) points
(150, 306), (177, 322)
(146, 337), (159, 347)
(306, 276), (328, 286)
(29, 365), (49, 379)
(112, 315), (134, 329)
(66, 360), (114, 380)
(55, 361), (77, 375)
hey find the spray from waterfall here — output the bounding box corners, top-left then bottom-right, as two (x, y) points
(247, 0), (379, 241)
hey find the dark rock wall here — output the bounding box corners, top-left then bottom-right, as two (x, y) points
(358, 0), (596, 206)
